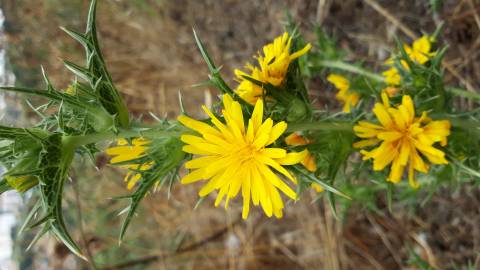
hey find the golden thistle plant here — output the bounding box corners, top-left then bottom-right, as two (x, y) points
(1, 0), (480, 259)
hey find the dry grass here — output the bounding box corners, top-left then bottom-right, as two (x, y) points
(3, 0), (480, 269)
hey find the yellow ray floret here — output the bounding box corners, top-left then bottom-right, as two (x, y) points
(235, 32), (312, 104)
(105, 138), (153, 190)
(178, 95), (307, 219)
(285, 132), (322, 192)
(327, 74), (360, 113)
(353, 93), (451, 188)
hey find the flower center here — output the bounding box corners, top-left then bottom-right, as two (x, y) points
(234, 143), (260, 164)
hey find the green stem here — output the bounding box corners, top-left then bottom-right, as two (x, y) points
(446, 87), (480, 101)
(315, 61), (480, 102)
(287, 121), (354, 133)
(313, 60), (385, 82)
(62, 128), (184, 149)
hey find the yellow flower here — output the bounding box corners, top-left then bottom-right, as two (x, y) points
(178, 94), (307, 219)
(105, 138), (153, 190)
(327, 74), (360, 113)
(284, 133), (322, 192)
(235, 32), (312, 104)
(353, 93), (451, 188)
(382, 67), (401, 86)
(65, 85), (76, 95)
(404, 36), (436, 65)
(383, 36), (435, 86)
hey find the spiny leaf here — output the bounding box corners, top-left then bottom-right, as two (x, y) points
(86, 0), (97, 34)
(61, 0), (129, 128)
(26, 224), (51, 252)
(0, 86), (114, 131)
(192, 28), (216, 73)
(18, 201), (42, 234)
(327, 191), (338, 219)
(60, 27), (91, 49)
(35, 134), (85, 258)
(64, 60), (92, 82)
(293, 166), (351, 200)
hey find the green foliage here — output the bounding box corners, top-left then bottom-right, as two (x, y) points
(62, 0), (129, 128)
(0, 0), (183, 258)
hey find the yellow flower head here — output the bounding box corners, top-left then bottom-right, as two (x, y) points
(235, 32), (312, 104)
(327, 74), (360, 113)
(404, 35), (436, 64)
(178, 95), (307, 219)
(382, 67), (401, 86)
(353, 93), (451, 188)
(65, 85), (76, 95)
(106, 138), (154, 190)
(383, 36), (436, 86)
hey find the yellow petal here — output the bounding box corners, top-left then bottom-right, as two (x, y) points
(290, 43), (312, 60)
(257, 163), (296, 200)
(327, 74), (350, 91)
(262, 148), (287, 159)
(251, 99), (264, 134)
(377, 131), (403, 142)
(353, 138), (381, 149)
(178, 115), (221, 137)
(256, 154), (296, 183)
(285, 132), (309, 146)
(180, 169), (206, 184)
(401, 95), (415, 123)
(301, 151), (317, 172)
(267, 121), (288, 145)
(373, 103), (393, 128)
(184, 156), (218, 169)
(241, 170), (252, 219)
(387, 157), (404, 183)
(275, 149), (308, 166)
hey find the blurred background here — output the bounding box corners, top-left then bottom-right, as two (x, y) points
(1, 0), (480, 269)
